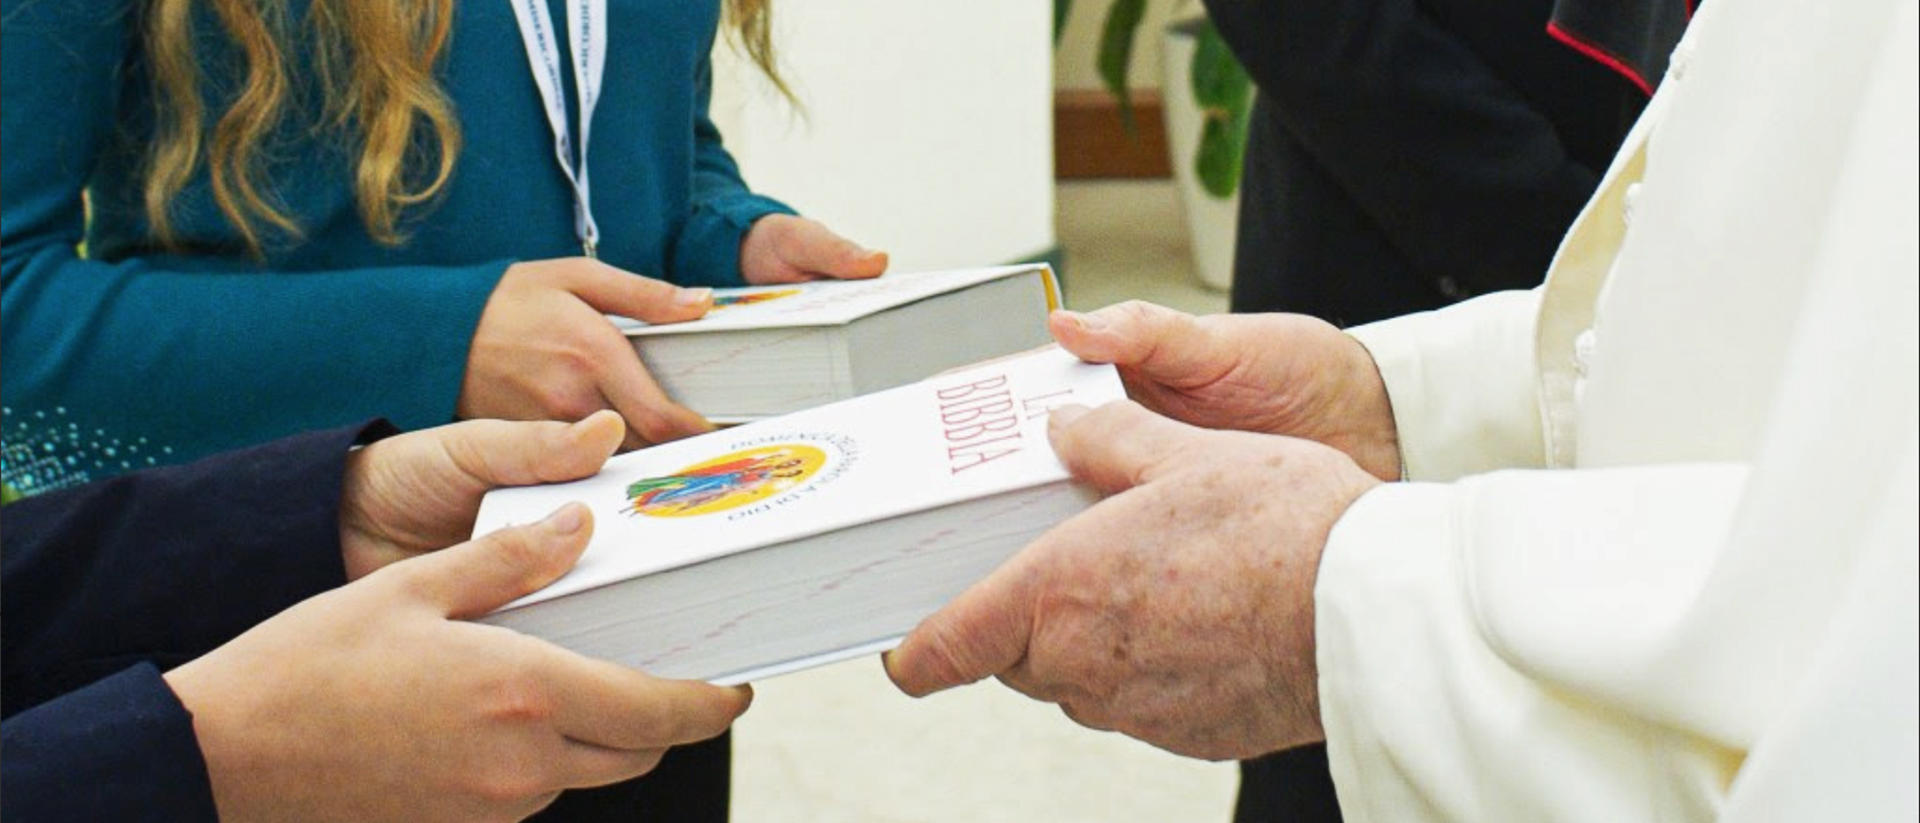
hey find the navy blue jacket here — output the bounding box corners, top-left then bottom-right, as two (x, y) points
(1205, 0), (1662, 326)
(2, 423), (385, 822)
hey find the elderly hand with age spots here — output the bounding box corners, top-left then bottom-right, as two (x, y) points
(884, 400), (1380, 759)
(1047, 301), (1403, 482)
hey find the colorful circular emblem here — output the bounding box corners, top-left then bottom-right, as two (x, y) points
(624, 444), (828, 518)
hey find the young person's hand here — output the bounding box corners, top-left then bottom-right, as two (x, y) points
(166, 503), (752, 823)
(739, 214), (889, 284)
(886, 402), (1380, 759)
(460, 258), (716, 449)
(338, 412), (625, 580)
(1050, 302), (1402, 481)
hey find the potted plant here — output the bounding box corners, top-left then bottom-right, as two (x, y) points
(1056, 0), (1253, 290)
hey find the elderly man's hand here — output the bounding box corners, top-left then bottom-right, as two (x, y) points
(337, 411), (626, 580)
(885, 401), (1381, 760)
(1050, 302), (1402, 481)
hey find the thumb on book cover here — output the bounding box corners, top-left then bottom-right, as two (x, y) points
(406, 502), (594, 619)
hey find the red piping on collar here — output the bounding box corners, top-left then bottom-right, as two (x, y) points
(1547, 19), (1655, 97)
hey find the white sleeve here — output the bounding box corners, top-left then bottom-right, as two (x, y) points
(1314, 454), (1919, 823)
(1313, 465), (1751, 823)
(1318, 4), (1919, 819)
(1345, 289), (1546, 481)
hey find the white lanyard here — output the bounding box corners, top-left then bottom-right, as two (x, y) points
(510, 0), (607, 257)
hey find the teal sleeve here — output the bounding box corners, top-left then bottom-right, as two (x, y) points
(1, 0), (506, 477)
(2, 253), (506, 466)
(668, 54), (798, 288)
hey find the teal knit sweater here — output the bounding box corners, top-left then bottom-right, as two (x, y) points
(1, 0), (795, 494)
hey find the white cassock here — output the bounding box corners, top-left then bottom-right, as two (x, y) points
(1316, 0), (1919, 818)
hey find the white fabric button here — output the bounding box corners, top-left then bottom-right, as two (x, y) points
(1670, 41), (1694, 80)
(1622, 182), (1643, 227)
(1573, 328), (1598, 377)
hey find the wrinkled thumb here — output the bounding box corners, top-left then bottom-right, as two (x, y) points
(884, 549), (1042, 697)
(1048, 302), (1214, 381)
(1047, 400), (1195, 495)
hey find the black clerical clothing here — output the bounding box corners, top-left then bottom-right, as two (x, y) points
(1203, 0), (1661, 326)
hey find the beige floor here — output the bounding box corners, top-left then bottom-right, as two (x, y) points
(729, 180), (1235, 822)
(1050, 179), (1232, 316)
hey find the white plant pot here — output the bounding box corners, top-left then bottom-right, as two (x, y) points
(1159, 19), (1239, 293)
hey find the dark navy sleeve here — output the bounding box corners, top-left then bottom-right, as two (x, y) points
(0, 421), (398, 822)
(1, 665), (219, 823)
(2, 420), (397, 715)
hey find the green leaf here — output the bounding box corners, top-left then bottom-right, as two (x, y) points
(1191, 19), (1251, 198)
(2, 483), (23, 505)
(1195, 91), (1252, 198)
(1195, 120), (1238, 198)
(1096, 0), (1149, 132)
(1190, 20), (1249, 109)
(1053, 0), (1073, 46)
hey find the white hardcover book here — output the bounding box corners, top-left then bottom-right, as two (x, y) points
(614, 264), (1062, 422)
(471, 347), (1124, 684)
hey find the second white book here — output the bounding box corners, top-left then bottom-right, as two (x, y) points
(615, 264), (1062, 422)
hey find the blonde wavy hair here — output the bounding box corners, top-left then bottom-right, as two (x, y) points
(141, 0), (783, 254)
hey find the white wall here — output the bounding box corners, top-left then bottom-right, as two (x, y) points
(711, 2), (1055, 272)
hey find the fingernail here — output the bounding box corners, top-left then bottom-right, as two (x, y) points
(1060, 310), (1107, 333)
(1048, 403), (1090, 430)
(675, 287), (713, 307)
(564, 411), (603, 441)
(544, 503), (586, 535)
